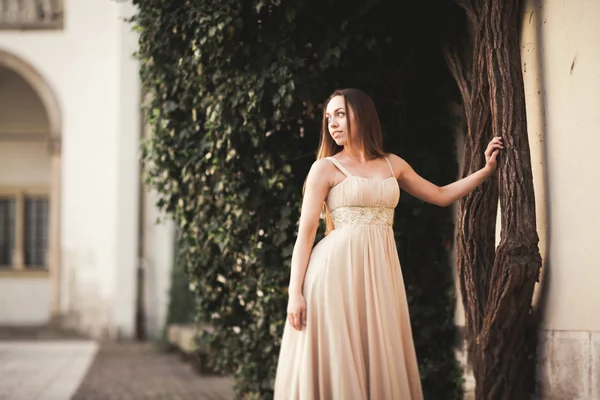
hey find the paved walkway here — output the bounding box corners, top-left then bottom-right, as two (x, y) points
(0, 341), (98, 400)
(72, 342), (234, 400)
(0, 341), (235, 400)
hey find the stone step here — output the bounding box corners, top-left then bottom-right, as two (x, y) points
(0, 324), (88, 341)
(166, 323), (217, 375)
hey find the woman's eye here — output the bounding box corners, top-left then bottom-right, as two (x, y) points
(337, 112), (344, 117)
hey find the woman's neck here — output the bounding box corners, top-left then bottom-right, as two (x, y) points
(339, 147), (370, 163)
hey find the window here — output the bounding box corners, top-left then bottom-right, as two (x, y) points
(0, 190), (49, 270)
(0, 0), (63, 30)
(0, 198), (15, 265)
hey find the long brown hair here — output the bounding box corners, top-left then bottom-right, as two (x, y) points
(306, 88), (387, 234)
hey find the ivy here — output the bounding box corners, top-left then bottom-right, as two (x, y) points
(132, 0), (463, 398)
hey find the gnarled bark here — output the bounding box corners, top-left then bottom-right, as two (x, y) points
(444, 0), (542, 398)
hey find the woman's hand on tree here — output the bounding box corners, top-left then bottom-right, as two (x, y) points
(484, 136), (503, 173)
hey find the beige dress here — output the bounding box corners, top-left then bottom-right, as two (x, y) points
(274, 156), (423, 400)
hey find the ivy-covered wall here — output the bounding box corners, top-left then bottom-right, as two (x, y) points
(132, 0), (463, 398)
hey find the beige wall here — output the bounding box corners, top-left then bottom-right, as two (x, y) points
(0, 68), (48, 134)
(0, 278), (51, 324)
(0, 67), (51, 186)
(526, 0), (600, 398)
(531, 0), (600, 332)
(142, 188), (175, 338)
(0, 142), (51, 185)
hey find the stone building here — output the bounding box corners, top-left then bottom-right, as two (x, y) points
(0, 0), (175, 339)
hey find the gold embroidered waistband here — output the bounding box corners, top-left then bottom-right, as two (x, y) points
(330, 205), (394, 228)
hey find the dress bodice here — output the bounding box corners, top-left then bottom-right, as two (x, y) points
(325, 156), (400, 229)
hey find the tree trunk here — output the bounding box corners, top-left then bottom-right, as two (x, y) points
(445, 0), (542, 398)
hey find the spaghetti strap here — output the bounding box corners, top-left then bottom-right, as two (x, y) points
(326, 157), (352, 177)
(384, 156), (395, 178)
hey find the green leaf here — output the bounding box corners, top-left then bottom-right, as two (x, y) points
(285, 7), (296, 23)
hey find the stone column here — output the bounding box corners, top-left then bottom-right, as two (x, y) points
(47, 134), (61, 317)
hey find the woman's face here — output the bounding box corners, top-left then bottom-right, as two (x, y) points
(325, 95), (353, 146)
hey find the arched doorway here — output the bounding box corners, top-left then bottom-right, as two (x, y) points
(0, 50), (62, 324)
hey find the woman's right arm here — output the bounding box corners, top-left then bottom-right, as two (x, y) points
(287, 159), (333, 331)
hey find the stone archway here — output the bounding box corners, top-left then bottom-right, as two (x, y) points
(0, 49), (62, 318)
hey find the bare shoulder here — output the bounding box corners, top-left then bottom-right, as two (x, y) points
(385, 153), (410, 174)
(313, 157), (333, 167)
(306, 157), (337, 186)
(385, 152), (407, 164)
(310, 157), (335, 175)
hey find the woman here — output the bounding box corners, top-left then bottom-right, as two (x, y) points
(274, 88), (502, 399)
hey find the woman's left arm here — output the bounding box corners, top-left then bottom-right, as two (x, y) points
(391, 136), (503, 207)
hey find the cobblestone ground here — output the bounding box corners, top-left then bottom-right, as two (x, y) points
(71, 342), (235, 400)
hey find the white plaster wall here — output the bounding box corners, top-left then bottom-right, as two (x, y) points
(524, 1), (600, 398)
(0, 142), (51, 186)
(0, 67), (48, 133)
(112, 1), (141, 339)
(143, 188), (175, 338)
(0, 0), (140, 337)
(533, 0), (600, 332)
(0, 279), (50, 324)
